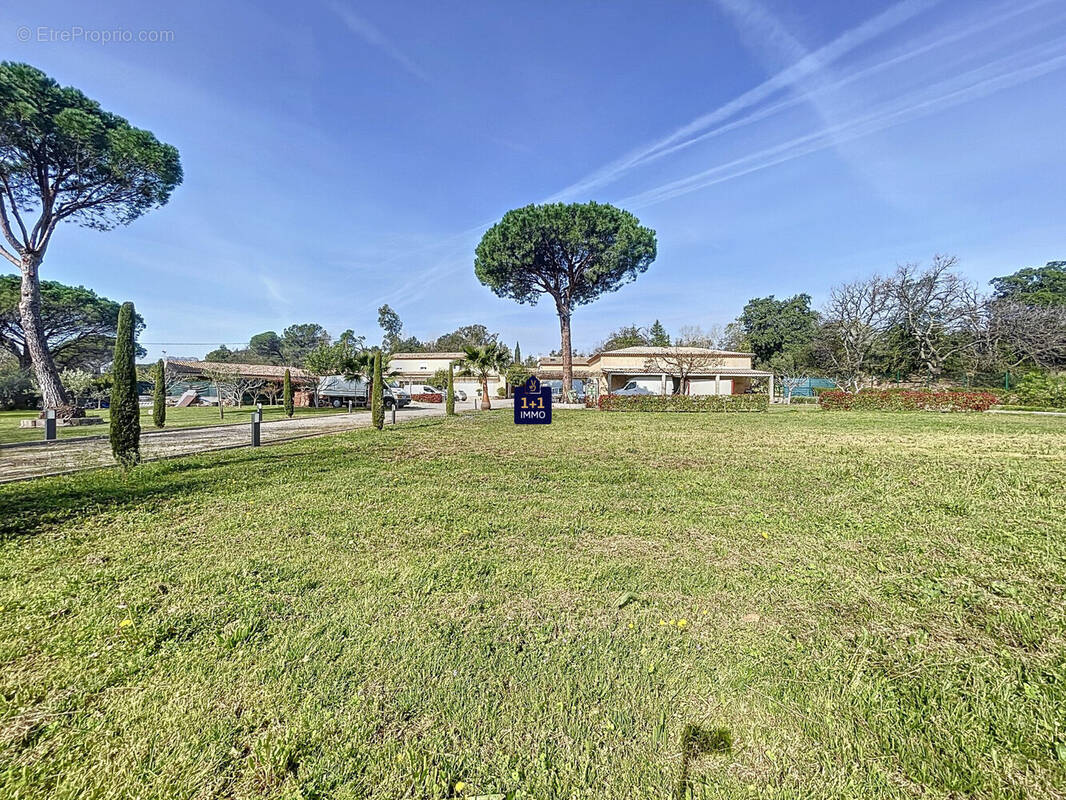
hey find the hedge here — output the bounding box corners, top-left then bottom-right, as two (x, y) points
(598, 394), (769, 412)
(412, 393), (443, 403)
(818, 389), (998, 412)
(1004, 372), (1066, 409)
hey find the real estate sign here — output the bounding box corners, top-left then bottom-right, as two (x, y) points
(514, 375), (552, 425)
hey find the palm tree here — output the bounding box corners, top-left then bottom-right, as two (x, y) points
(342, 350), (398, 400)
(457, 344), (510, 410)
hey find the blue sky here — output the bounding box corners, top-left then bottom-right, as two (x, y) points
(5, 0), (1066, 359)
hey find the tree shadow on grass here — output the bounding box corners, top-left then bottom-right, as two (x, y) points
(0, 449), (319, 541)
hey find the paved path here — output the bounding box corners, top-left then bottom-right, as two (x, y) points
(0, 404), (456, 483)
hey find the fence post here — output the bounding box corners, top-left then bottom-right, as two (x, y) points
(348, 400), (352, 414)
(44, 408), (56, 441)
(250, 411), (261, 447)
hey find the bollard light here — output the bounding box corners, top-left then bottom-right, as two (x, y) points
(250, 410), (261, 447)
(44, 408), (57, 441)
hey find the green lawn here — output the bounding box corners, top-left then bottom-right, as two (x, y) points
(1, 410), (1064, 798)
(0, 404), (352, 445)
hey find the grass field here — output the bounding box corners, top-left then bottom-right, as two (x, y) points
(0, 405), (351, 445)
(1, 410), (1064, 798)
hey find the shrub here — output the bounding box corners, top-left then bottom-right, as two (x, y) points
(1007, 372), (1066, 409)
(598, 394), (769, 412)
(446, 365), (455, 416)
(818, 388), (998, 412)
(152, 358), (166, 427)
(371, 352), (384, 429)
(283, 369), (294, 418)
(109, 302), (140, 466)
(505, 363), (532, 387)
(412, 393), (443, 403)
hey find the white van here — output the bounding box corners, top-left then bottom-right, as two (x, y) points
(317, 376), (408, 409)
(613, 377), (661, 395)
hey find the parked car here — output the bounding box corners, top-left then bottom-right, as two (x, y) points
(318, 376), (409, 409)
(388, 383), (412, 407)
(612, 380), (656, 396)
(409, 384), (442, 396)
(455, 389), (467, 401)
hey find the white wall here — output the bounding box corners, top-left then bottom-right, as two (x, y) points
(689, 378), (732, 396)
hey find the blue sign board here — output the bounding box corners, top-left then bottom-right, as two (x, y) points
(514, 375), (552, 425)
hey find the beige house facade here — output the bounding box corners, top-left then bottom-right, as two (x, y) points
(391, 346), (773, 400)
(537, 347), (773, 397)
(389, 352), (504, 398)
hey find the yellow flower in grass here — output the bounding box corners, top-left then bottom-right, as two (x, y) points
(454, 781), (466, 793)
(119, 618), (133, 628)
(760, 531), (769, 539)
(677, 619), (688, 629)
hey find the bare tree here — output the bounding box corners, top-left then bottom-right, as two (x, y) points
(197, 364), (264, 419)
(675, 324), (726, 348)
(889, 256), (982, 381)
(987, 301), (1066, 369)
(766, 351), (808, 403)
(816, 275), (893, 390)
(644, 347), (723, 395)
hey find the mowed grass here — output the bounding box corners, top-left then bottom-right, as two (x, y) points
(0, 410), (1064, 799)
(0, 405), (352, 445)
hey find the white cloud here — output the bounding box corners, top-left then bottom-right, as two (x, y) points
(327, 2), (429, 82)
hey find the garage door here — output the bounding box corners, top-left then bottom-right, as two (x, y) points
(689, 378), (732, 395)
(454, 381), (481, 396)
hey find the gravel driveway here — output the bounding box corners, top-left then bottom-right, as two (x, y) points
(0, 403), (455, 483)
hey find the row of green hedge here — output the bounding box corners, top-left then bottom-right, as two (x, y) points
(598, 394), (769, 412)
(1002, 372), (1066, 409)
(819, 389), (998, 412)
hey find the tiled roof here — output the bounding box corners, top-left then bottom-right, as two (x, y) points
(168, 360), (311, 380)
(598, 367), (773, 377)
(390, 352), (466, 360)
(592, 346), (753, 358)
(536, 356), (591, 366)
(534, 368), (594, 379)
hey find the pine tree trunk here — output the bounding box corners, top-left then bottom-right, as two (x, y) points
(558, 307), (573, 396)
(18, 255), (73, 416)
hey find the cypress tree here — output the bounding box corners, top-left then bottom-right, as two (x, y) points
(283, 368), (294, 417)
(649, 319), (671, 347)
(371, 351), (384, 429)
(152, 358), (166, 428)
(109, 302), (140, 466)
(446, 362), (456, 416)
(514, 341), (521, 366)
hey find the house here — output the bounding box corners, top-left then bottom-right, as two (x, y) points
(537, 347), (773, 397)
(531, 356), (593, 396)
(389, 352), (504, 399)
(166, 360), (314, 404)
(379, 346), (774, 401)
